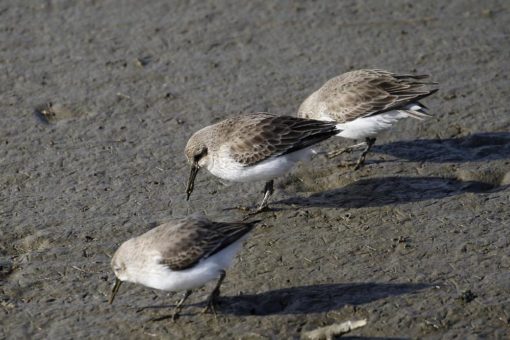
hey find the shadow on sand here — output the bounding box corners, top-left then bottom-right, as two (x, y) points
(217, 282), (429, 316)
(277, 175), (507, 209)
(140, 282), (428, 318)
(371, 132), (510, 163)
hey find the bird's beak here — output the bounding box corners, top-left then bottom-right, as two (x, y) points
(186, 163), (200, 201)
(109, 278), (122, 304)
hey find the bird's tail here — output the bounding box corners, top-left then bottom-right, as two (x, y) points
(401, 101), (433, 121)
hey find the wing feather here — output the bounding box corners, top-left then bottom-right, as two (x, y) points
(304, 69), (438, 123)
(158, 217), (257, 271)
(228, 113), (338, 166)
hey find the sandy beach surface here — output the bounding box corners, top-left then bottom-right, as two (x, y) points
(1, 0), (509, 338)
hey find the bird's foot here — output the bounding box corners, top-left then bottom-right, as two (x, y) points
(202, 290), (220, 315)
(148, 312), (179, 322)
(327, 147), (354, 159)
(241, 205), (272, 220)
(353, 158), (366, 170)
(328, 141), (368, 159)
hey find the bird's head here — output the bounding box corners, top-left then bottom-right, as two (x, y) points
(184, 130), (210, 201)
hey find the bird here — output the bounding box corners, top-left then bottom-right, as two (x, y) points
(184, 112), (341, 213)
(297, 69), (438, 169)
(109, 213), (258, 320)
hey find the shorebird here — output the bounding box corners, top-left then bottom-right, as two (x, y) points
(184, 112), (341, 213)
(109, 214), (258, 320)
(298, 69), (438, 169)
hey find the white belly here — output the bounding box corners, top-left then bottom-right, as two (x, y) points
(336, 110), (409, 140)
(137, 237), (246, 292)
(207, 146), (315, 183)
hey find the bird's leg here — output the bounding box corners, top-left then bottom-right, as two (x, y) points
(171, 290), (192, 321)
(149, 290), (192, 322)
(202, 270), (226, 315)
(258, 180), (274, 210)
(252, 180), (274, 214)
(327, 141), (368, 159)
(237, 180), (274, 215)
(354, 137), (376, 170)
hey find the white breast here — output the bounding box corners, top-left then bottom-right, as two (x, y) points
(206, 145), (316, 183)
(134, 237), (247, 292)
(336, 110), (410, 140)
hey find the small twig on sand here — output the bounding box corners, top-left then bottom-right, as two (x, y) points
(302, 319), (367, 340)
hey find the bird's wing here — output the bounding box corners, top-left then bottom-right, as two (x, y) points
(228, 113), (338, 166)
(158, 217), (256, 271)
(317, 69), (437, 122)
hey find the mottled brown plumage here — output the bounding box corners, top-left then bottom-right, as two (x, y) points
(227, 113), (339, 165)
(298, 69), (437, 122)
(297, 69), (438, 169)
(110, 214), (258, 318)
(185, 112), (339, 167)
(126, 214), (256, 271)
(159, 217), (256, 270)
(184, 113), (341, 211)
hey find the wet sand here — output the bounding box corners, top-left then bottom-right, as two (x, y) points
(1, 0), (509, 338)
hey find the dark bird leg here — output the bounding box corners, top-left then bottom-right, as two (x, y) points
(202, 270), (226, 315)
(171, 290), (192, 321)
(237, 180), (274, 216)
(254, 180), (274, 213)
(149, 290), (192, 322)
(327, 141), (368, 159)
(354, 137), (376, 170)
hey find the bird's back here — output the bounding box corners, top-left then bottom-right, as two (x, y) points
(137, 216), (256, 271)
(298, 69), (437, 123)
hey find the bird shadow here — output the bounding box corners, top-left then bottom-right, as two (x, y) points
(372, 132), (510, 163)
(217, 282), (429, 316)
(139, 282), (428, 318)
(276, 176), (507, 209)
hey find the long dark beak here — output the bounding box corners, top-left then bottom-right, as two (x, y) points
(186, 163), (200, 201)
(109, 278), (122, 304)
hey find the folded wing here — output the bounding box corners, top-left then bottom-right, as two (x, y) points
(229, 113), (339, 166)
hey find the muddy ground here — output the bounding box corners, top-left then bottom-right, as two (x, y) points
(1, 0), (510, 339)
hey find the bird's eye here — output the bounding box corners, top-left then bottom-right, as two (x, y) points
(194, 148), (208, 162)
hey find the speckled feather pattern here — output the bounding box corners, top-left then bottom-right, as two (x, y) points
(123, 215), (255, 271)
(186, 113), (339, 167)
(298, 69), (438, 123)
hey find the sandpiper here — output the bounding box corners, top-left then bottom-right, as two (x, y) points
(298, 69), (438, 169)
(184, 112), (341, 213)
(109, 214), (258, 320)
